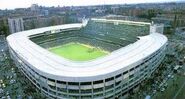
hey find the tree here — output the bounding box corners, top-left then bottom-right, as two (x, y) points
(147, 9), (157, 20)
(137, 9), (159, 20)
(0, 18), (9, 36)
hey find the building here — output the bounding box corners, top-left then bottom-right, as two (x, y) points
(8, 18), (24, 33)
(31, 4), (39, 11)
(150, 24), (164, 34)
(23, 16), (66, 30)
(7, 19), (167, 99)
(152, 14), (185, 27)
(152, 14), (185, 34)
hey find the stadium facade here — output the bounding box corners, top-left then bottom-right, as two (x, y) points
(7, 19), (168, 99)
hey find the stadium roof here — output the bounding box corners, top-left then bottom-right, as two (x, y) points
(7, 21), (167, 82)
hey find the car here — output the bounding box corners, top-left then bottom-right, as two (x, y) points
(0, 80), (3, 83)
(164, 83), (168, 88)
(168, 74), (171, 78)
(1, 96), (6, 99)
(152, 90), (157, 94)
(0, 88), (3, 94)
(160, 87), (165, 92)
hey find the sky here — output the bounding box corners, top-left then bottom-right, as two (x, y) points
(0, 0), (184, 10)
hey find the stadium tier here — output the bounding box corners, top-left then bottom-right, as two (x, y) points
(7, 19), (167, 99)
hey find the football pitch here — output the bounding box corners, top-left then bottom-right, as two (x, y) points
(48, 42), (109, 61)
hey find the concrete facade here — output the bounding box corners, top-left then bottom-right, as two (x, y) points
(8, 18), (24, 33)
(7, 19), (168, 98)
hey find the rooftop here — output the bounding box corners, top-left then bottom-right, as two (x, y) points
(7, 19), (167, 82)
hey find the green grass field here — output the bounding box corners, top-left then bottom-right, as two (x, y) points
(48, 42), (109, 61)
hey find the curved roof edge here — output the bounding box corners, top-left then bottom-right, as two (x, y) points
(7, 22), (168, 82)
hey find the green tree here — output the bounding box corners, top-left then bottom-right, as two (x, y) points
(147, 9), (157, 20)
(0, 18), (9, 36)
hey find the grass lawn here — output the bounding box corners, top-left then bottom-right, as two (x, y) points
(48, 42), (109, 61)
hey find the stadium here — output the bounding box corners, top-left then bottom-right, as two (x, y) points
(7, 18), (167, 99)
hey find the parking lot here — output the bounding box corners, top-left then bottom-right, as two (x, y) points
(0, 35), (45, 99)
(129, 32), (185, 99)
